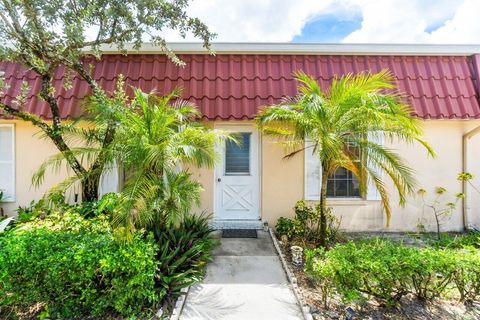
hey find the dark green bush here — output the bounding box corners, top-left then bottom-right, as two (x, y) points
(276, 200), (341, 246)
(155, 212), (215, 308)
(0, 213), (159, 319)
(276, 217), (297, 238)
(305, 239), (480, 306)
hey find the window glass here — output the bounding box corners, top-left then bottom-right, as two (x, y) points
(327, 138), (360, 198)
(327, 168), (360, 198)
(225, 133), (250, 175)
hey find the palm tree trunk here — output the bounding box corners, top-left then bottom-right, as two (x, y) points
(82, 173), (100, 202)
(319, 166), (329, 247)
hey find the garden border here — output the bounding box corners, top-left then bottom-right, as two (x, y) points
(269, 228), (314, 320)
(168, 286), (191, 320)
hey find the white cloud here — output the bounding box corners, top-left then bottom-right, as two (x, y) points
(427, 0), (480, 43)
(162, 0), (480, 44)
(343, 0), (480, 43)
(163, 0), (338, 42)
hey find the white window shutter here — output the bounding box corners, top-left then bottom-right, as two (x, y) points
(304, 140), (321, 200)
(366, 132), (383, 200)
(0, 124), (15, 201)
(98, 160), (120, 197)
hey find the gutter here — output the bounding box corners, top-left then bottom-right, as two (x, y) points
(462, 125), (480, 230)
(87, 42), (480, 56)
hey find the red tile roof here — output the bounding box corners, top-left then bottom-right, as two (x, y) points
(1, 53), (480, 120)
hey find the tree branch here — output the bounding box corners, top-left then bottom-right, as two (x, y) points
(1, 99), (87, 177)
(69, 61), (101, 94)
(0, 101), (51, 132)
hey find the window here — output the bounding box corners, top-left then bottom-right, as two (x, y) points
(304, 138), (381, 201)
(225, 132), (251, 175)
(326, 167), (360, 198)
(0, 124), (15, 201)
(327, 139), (360, 198)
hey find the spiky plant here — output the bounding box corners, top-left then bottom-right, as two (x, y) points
(256, 70), (434, 247)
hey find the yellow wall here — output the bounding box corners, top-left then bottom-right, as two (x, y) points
(3, 119), (480, 232)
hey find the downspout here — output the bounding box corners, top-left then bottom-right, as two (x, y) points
(462, 125), (480, 230)
(462, 53), (480, 230)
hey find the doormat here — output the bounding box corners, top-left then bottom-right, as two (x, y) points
(222, 229), (258, 238)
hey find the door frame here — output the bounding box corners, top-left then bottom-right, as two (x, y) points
(213, 122), (261, 221)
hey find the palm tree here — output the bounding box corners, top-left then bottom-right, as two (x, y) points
(112, 88), (231, 233)
(256, 70), (434, 247)
(33, 85), (230, 234)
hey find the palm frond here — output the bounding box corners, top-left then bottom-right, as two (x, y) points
(256, 70), (434, 228)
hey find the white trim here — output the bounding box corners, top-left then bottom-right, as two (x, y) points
(327, 199), (368, 205)
(304, 141), (321, 201)
(98, 160), (121, 197)
(92, 42), (480, 56)
(326, 197), (363, 201)
(366, 133), (384, 200)
(0, 124), (15, 202)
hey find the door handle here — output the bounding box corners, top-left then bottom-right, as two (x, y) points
(217, 178), (222, 182)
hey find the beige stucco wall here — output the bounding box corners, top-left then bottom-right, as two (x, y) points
(385, 120), (480, 232)
(3, 118), (480, 232)
(0, 120), (78, 215)
(190, 120), (480, 232)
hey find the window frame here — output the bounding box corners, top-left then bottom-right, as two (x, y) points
(304, 138), (381, 201)
(224, 132), (252, 176)
(0, 123), (16, 202)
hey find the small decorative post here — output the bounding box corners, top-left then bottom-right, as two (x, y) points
(291, 245), (303, 268)
(262, 221), (269, 232)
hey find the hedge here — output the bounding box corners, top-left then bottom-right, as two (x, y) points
(305, 239), (480, 306)
(0, 214), (159, 318)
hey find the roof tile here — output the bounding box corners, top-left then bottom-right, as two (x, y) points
(1, 54), (479, 120)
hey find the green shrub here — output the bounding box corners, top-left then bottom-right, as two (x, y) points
(276, 217), (298, 239)
(304, 248), (335, 308)
(306, 240), (412, 306)
(0, 213), (159, 318)
(452, 250), (480, 303)
(276, 200), (341, 246)
(406, 247), (456, 300)
(433, 230), (480, 249)
(305, 239), (480, 305)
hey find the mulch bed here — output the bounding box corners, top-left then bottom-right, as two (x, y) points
(277, 238), (480, 320)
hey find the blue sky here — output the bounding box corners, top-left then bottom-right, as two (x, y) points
(163, 0), (480, 44)
(292, 14), (363, 43)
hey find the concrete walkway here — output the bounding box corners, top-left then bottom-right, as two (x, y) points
(179, 231), (303, 320)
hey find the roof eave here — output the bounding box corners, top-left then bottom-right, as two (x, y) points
(89, 42), (480, 56)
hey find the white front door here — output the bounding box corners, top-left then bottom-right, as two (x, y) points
(215, 125), (260, 220)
